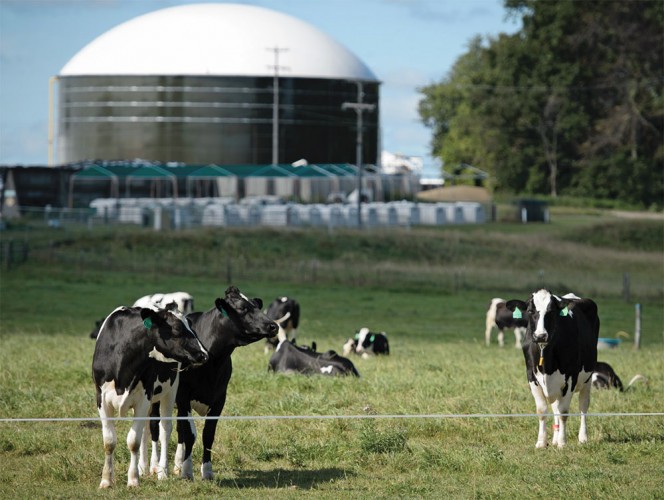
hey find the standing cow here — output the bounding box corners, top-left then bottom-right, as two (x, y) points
(92, 306), (208, 488)
(485, 297), (527, 348)
(146, 286), (278, 481)
(505, 289), (599, 448)
(264, 296), (300, 352)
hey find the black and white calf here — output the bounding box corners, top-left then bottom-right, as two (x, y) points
(505, 289), (599, 448)
(342, 327), (390, 358)
(133, 291), (195, 315)
(89, 291), (195, 339)
(153, 286), (278, 481)
(485, 298), (527, 348)
(264, 296), (300, 352)
(269, 340), (360, 376)
(92, 306), (208, 488)
(592, 361), (647, 391)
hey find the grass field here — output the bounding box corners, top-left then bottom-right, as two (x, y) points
(0, 210), (662, 498)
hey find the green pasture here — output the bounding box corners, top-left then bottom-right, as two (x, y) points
(0, 211), (662, 498)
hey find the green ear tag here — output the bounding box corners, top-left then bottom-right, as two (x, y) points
(512, 308), (522, 319)
(143, 318), (153, 329)
(354, 333), (360, 340)
(560, 306), (569, 317)
(370, 335), (375, 343)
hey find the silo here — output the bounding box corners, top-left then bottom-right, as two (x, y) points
(56, 3), (380, 166)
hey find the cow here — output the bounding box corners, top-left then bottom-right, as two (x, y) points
(89, 291), (195, 339)
(133, 291), (195, 315)
(342, 327), (390, 358)
(92, 306), (208, 488)
(505, 289), (599, 448)
(485, 297), (527, 348)
(145, 286), (278, 481)
(264, 296), (300, 352)
(269, 340), (360, 377)
(592, 361), (647, 391)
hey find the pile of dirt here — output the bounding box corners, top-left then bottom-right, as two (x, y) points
(416, 185), (491, 203)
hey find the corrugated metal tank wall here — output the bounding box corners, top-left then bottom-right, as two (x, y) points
(57, 76), (379, 166)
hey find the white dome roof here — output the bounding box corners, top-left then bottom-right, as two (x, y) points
(60, 3), (377, 81)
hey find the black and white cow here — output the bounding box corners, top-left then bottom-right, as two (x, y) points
(92, 306), (208, 488)
(89, 291), (195, 339)
(342, 327), (390, 358)
(134, 291), (195, 315)
(505, 289), (599, 448)
(592, 361), (647, 391)
(485, 298), (528, 348)
(146, 286), (278, 481)
(264, 296), (300, 352)
(269, 340), (360, 376)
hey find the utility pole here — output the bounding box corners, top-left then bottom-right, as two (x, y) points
(342, 81), (375, 228)
(267, 46), (289, 165)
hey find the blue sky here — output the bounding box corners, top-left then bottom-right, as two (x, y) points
(0, 0), (520, 175)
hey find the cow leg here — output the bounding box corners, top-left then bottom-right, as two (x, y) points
(148, 403), (161, 475)
(126, 399), (150, 487)
(497, 329), (505, 347)
(578, 380), (591, 444)
(551, 399), (569, 448)
(514, 327), (524, 349)
(139, 402), (158, 477)
(200, 406), (223, 480)
(484, 323), (494, 346)
(175, 405), (196, 479)
(529, 382), (548, 448)
(155, 390), (177, 480)
(98, 403), (117, 489)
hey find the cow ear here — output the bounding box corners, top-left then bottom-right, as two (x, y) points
(505, 300), (527, 319)
(140, 308), (159, 329)
(252, 298), (263, 309)
(214, 298), (231, 318)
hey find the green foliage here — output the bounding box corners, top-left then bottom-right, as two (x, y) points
(419, 0), (664, 208)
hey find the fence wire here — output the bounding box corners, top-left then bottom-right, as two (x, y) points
(1, 411), (663, 424)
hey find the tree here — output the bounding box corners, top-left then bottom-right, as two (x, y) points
(418, 0), (663, 207)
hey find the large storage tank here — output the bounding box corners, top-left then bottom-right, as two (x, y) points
(57, 3), (380, 166)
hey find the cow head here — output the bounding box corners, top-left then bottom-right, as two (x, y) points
(215, 286), (278, 346)
(141, 307), (209, 367)
(506, 289), (572, 346)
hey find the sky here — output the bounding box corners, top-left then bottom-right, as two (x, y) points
(0, 0), (520, 176)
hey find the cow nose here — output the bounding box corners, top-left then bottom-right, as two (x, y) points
(533, 332), (548, 343)
(268, 322), (278, 334)
(195, 350), (209, 364)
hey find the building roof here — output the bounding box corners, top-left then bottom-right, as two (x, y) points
(60, 3), (377, 81)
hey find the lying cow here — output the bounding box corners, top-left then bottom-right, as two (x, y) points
(146, 286), (278, 481)
(592, 361), (647, 391)
(269, 340), (360, 377)
(343, 328), (390, 358)
(485, 298), (527, 348)
(505, 289), (599, 448)
(92, 306), (208, 488)
(264, 296), (300, 352)
(89, 291), (195, 339)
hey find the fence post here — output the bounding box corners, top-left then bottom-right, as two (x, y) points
(622, 272), (631, 302)
(634, 303), (641, 350)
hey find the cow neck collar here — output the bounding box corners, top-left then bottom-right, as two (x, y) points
(537, 343), (547, 367)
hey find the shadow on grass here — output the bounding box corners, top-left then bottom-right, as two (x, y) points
(215, 467), (353, 489)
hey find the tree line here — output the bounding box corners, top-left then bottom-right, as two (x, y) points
(418, 0), (663, 209)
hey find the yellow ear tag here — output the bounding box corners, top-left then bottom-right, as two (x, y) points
(538, 355), (544, 366)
